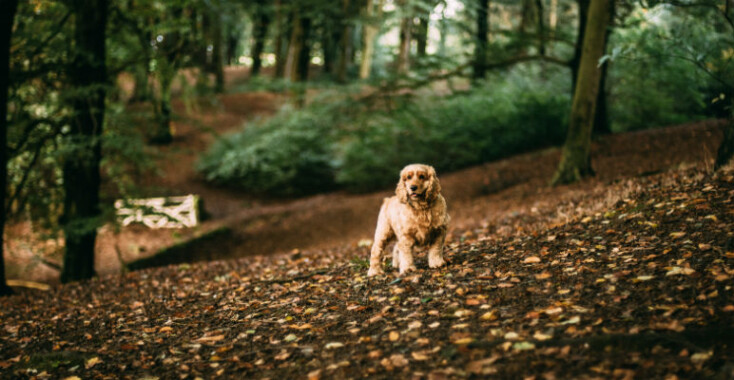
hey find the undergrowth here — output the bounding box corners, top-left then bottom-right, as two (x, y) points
(198, 67), (571, 195)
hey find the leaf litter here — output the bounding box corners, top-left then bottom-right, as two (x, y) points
(0, 168), (733, 379)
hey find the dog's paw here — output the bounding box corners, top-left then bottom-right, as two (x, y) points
(367, 267), (384, 277)
(428, 256), (446, 268)
(399, 265), (417, 275)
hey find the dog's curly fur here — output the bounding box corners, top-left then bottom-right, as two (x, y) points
(368, 164), (450, 276)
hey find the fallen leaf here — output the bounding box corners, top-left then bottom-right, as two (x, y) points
(325, 342), (344, 349)
(523, 256), (541, 264)
(85, 357), (101, 369)
(390, 354), (408, 367)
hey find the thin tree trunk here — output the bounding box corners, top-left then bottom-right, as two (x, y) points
(61, 0), (108, 283)
(552, 0), (611, 185)
(416, 16), (429, 57)
(322, 20), (338, 75)
(336, 0), (352, 83)
(397, 16), (412, 74)
(534, 0), (546, 55)
(285, 14), (303, 81)
(570, 0), (589, 92)
(274, 0), (287, 78)
(296, 17), (312, 82)
(360, 0), (383, 79)
(211, 13), (225, 93)
(0, 0), (20, 296)
(473, 0), (489, 80)
(549, 0), (558, 39)
(251, 1), (271, 77)
(152, 60), (175, 144)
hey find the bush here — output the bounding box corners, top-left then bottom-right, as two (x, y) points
(198, 66), (571, 194)
(606, 9), (711, 132)
(337, 67), (570, 190)
(197, 103), (339, 196)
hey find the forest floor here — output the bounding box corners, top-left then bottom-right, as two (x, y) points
(2, 69), (734, 378)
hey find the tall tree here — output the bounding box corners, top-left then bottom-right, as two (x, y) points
(396, 0), (412, 74)
(250, 0), (271, 77)
(274, 0), (289, 78)
(472, 0), (489, 80)
(552, 0), (612, 185)
(359, 0), (384, 79)
(60, 0), (108, 283)
(0, 0), (20, 296)
(211, 9), (225, 93)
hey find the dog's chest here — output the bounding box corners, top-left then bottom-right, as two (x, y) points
(403, 207), (443, 246)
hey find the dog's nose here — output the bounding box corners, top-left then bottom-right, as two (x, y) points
(410, 185), (418, 191)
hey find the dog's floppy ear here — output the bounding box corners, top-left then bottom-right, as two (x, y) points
(396, 174), (408, 203)
(426, 166), (442, 202)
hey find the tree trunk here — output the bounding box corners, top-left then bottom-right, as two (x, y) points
(274, 0), (288, 78)
(336, 0), (352, 83)
(360, 0), (383, 79)
(226, 27), (238, 65)
(570, 0), (589, 92)
(211, 13), (225, 93)
(416, 16), (429, 57)
(151, 60), (175, 144)
(549, 0), (558, 39)
(61, 0), (108, 283)
(397, 15), (412, 74)
(285, 14), (303, 81)
(296, 17), (312, 82)
(0, 0), (19, 296)
(251, 1), (271, 77)
(534, 0), (546, 55)
(594, 60), (611, 135)
(552, 0), (611, 185)
(473, 0), (489, 80)
(322, 20), (338, 76)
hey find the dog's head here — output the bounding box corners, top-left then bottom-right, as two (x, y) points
(396, 164), (441, 205)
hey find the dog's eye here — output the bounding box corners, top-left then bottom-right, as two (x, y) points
(406, 175), (412, 180)
(419, 174), (425, 180)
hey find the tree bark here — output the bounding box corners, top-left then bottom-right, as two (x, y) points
(552, 0), (611, 185)
(359, 0), (383, 79)
(274, 0), (289, 79)
(296, 17), (312, 82)
(416, 16), (429, 57)
(472, 0), (489, 80)
(211, 12), (225, 93)
(0, 0), (19, 296)
(570, 0), (589, 92)
(285, 14), (303, 81)
(336, 0), (353, 83)
(534, 0), (546, 55)
(250, 0), (271, 77)
(61, 0), (108, 283)
(397, 16), (412, 74)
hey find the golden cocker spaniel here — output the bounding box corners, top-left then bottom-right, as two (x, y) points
(368, 164), (450, 276)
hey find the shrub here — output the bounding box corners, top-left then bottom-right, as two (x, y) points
(197, 103), (339, 196)
(337, 66), (570, 190)
(198, 66), (571, 194)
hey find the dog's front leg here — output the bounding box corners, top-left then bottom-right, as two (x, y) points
(428, 231), (447, 268)
(397, 239), (417, 275)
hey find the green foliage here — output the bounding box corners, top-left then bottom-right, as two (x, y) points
(197, 102), (341, 195)
(337, 67), (570, 190)
(198, 66), (570, 193)
(606, 6), (728, 132)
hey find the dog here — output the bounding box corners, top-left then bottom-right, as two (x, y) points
(367, 164), (450, 276)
